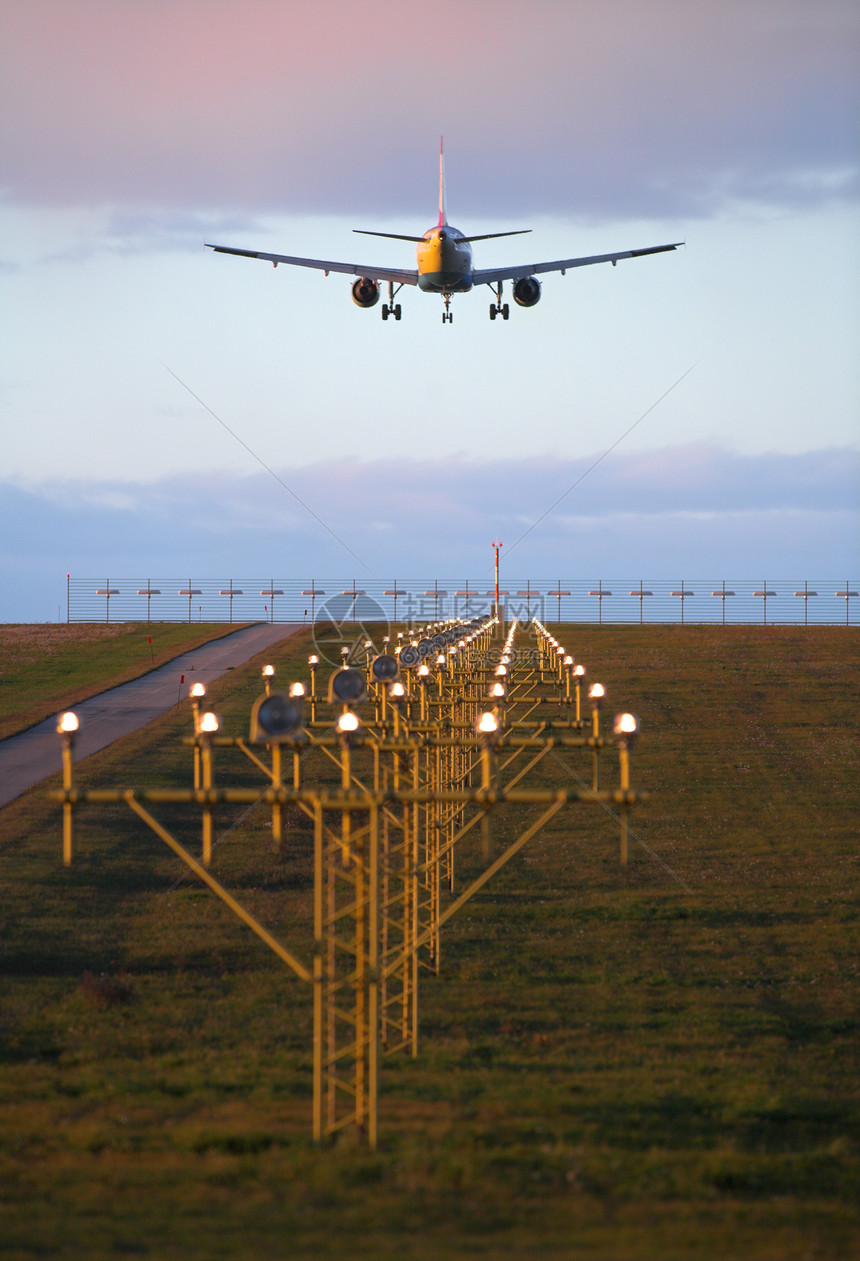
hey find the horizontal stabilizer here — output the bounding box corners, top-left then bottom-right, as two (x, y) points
(457, 230), (532, 243)
(353, 230), (427, 243)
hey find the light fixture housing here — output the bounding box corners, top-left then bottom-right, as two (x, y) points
(328, 668), (367, 704)
(371, 653), (399, 683)
(250, 693), (304, 743)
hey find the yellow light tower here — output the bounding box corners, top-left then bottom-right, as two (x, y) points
(588, 683), (605, 790)
(196, 710), (220, 865)
(189, 683), (207, 788)
(57, 711), (79, 866)
(613, 712), (640, 864)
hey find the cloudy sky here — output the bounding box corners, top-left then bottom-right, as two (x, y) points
(1, 0), (858, 621)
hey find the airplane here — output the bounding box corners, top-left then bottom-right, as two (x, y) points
(205, 141), (682, 325)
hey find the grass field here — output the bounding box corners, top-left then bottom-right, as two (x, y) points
(0, 622), (249, 741)
(0, 623), (857, 1259)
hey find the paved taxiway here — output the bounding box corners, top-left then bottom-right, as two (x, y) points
(0, 623), (301, 809)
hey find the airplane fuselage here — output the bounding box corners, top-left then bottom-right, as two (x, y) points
(416, 226), (474, 293)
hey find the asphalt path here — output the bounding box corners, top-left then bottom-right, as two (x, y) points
(0, 623), (302, 810)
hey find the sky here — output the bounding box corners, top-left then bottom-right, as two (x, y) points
(1, 0), (858, 621)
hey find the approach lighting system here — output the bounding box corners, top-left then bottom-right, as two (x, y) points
(371, 654), (400, 683)
(328, 668), (367, 704)
(250, 693), (305, 743)
(51, 611), (651, 1151)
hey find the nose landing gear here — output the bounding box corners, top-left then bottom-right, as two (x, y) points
(442, 293), (453, 324)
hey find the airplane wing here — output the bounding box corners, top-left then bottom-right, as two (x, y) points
(471, 242), (683, 286)
(205, 243), (419, 286)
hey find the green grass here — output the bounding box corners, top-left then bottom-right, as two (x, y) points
(0, 622), (253, 740)
(0, 624), (858, 1259)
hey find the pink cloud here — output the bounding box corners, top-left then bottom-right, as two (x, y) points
(1, 1), (857, 216)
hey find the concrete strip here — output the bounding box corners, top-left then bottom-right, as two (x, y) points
(0, 623), (302, 809)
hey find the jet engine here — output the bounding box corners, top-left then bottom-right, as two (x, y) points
(513, 276), (542, 308)
(351, 277), (380, 308)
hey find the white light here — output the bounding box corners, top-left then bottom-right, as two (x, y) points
(589, 683), (605, 700)
(614, 712), (639, 736)
(289, 682), (307, 698)
(337, 711), (360, 734)
(495, 664), (507, 676)
(389, 682), (406, 699)
(57, 711), (79, 734)
(490, 682), (506, 698)
(563, 655), (573, 667)
(476, 711), (499, 734)
(198, 712), (220, 733)
(573, 665), (586, 678)
(308, 654), (319, 666)
(262, 664), (275, 677)
(190, 682), (207, 698)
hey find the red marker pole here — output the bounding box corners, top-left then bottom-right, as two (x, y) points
(177, 673), (185, 703)
(491, 541), (503, 623)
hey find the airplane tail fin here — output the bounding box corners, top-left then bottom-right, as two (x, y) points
(438, 136), (447, 227)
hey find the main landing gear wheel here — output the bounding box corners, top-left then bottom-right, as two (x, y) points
(382, 283), (403, 322)
(489, 283), (509, 320)
(442, 311), (453, 324)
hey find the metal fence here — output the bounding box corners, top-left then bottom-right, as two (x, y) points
(66, 577), (859, 626)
